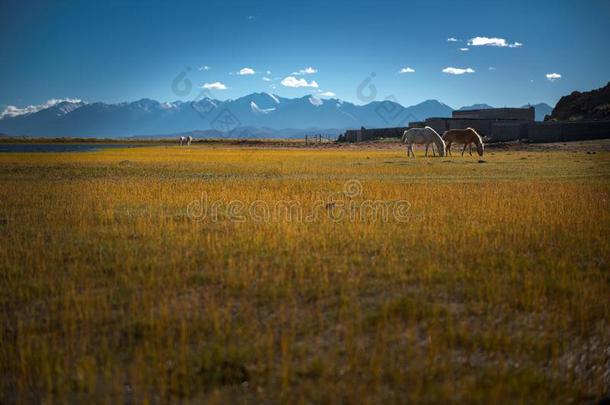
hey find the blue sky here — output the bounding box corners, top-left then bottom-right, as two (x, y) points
(1, 0), (609, 109)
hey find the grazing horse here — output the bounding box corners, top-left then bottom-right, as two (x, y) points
(186, 135), (192, 146)
(442, 128), (485, 157)
(179, 136), (187, 146)
(401, 127), (446, 157)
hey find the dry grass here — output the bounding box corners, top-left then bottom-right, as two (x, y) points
(1, 144), (609, 403)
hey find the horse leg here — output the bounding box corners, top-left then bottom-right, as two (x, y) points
(469, 143), (473, 156)
(447, 141), (452, 156)
(425, 144), (429, 157)
(432, 143), (436, 157)
(462, 143), (467, 157)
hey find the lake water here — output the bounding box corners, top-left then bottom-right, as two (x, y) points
(0, 143), (145, 153)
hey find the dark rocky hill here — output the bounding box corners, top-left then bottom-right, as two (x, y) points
(546, 82), (610, 121)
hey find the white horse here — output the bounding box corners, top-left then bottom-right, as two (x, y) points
(401, 127), (446, 157)
(186, 135), (192, 146)
(179, 136), (187, 146)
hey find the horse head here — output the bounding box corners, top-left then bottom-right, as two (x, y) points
(467, 128), (484, 156)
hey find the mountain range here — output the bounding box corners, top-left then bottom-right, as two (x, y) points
(0, 94), (552, 138)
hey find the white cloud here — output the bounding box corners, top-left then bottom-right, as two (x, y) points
(291, 66), (318, 75)
(262, 77), (272, 82)
(199, 65), (211, 71)
(399, 67), (415, 73)
(237, 67), (255, 75)
(545, 73), (562, 81)
(266, 70), (272, 75)
(1, 98), (84, 119)
(459, 48), (469, 52)
(280, 76), (319, 88)
(467, 36), (523, 48)
(318, 91), (336, 97)
(202, 82), (227, 90)
(447, 37), (458, 42)
(442, 67), (475, 75)
(488, 67), (497, 70)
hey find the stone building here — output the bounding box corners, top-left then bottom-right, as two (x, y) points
(340, 106), (609, 143)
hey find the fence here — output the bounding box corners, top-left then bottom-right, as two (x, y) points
(305, 134), (335, 144)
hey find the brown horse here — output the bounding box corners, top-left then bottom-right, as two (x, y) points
(442, 128), (485, 157)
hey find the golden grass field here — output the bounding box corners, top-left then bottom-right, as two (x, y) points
(1, 141), (609, 403)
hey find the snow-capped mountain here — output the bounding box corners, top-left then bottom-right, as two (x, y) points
(0, 98), (85, 119)
(0, 94), (555, 137)
(0, 94), (455, 137)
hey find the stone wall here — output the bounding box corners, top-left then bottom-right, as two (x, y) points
(341, 118), (610, 143)
(342, 127), (408, 142)
(490, 122), (528, 142)
(425, 118), (516, 138)
(527, 121), (610, 142)
(453, 107), (535, 121)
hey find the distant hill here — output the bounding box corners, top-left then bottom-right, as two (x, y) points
(405, 99), (453, 120)
(0, 94), (455, 138)
(546, 82), (610, 121)
(458, 104), (494, 111)
(521, 103), (553, 121)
